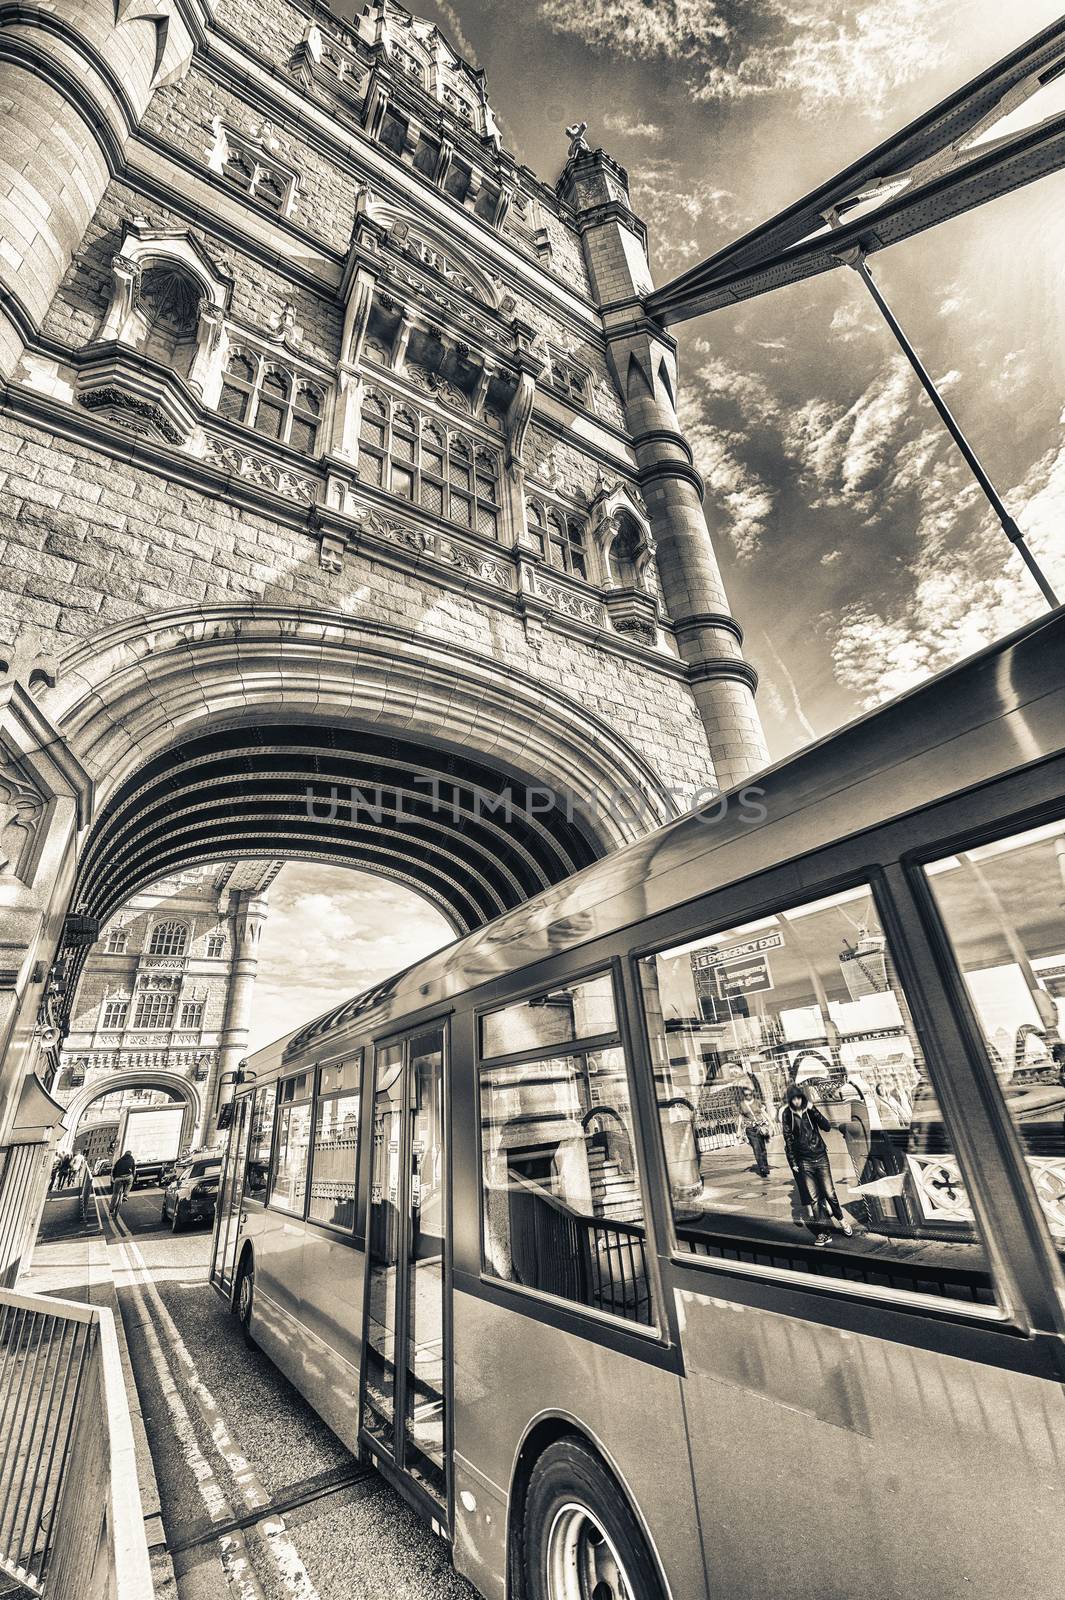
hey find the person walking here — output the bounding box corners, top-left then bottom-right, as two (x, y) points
(739, 1092), (772, 1179)
(782, 1083), (853, 1247)
(109, 1148), (137, 1218)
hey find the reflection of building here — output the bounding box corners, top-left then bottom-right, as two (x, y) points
(55, 861), (282, 1145)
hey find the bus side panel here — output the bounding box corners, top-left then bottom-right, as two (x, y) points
(678, 1288), (1065, 1600)
(296, 1231), (365, 1452)
(451, 1286), (705, 1600)
(247, 1209), (306, 1391)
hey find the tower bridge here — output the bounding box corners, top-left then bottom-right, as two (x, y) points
(0, 0), (767, 1285)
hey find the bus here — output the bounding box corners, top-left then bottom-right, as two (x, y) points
(210, 608), (1065, 1600)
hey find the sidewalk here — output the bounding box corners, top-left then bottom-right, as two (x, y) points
(18, 1188), (177, 1600)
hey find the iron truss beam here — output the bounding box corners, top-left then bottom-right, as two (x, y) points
(647, 16), (1065, 325)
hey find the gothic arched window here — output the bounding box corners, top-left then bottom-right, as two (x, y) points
(525, 498), (588, 579)
(148, 921), (188, 958)
(217, 350), (325, 455)
(357, 391), (501, 538)
(206, 931), (226, 959)
(103, 926), (128, 955)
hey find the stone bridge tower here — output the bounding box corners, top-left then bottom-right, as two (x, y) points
(0, 0), (766, 1279)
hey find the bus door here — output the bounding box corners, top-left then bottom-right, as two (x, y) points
(213, 1093), (252, 1297)
(361, 1025), (449, 1520)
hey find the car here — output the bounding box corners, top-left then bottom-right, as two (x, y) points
(92, 1157), (113, 1177)
(161, 1156), (223, 1232)
(158, 1158), (181, 1189)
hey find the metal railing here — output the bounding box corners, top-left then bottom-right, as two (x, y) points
(0, 1288), (153, 1598)
(506, 1181), (653, 1326)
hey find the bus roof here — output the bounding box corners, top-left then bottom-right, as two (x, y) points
(243, 607), (1064, 1077)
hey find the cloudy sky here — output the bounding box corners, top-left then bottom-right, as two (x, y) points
(251, 0), (1065, 1045)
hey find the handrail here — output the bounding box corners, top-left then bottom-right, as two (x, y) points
(0, 1285), (153, 1599)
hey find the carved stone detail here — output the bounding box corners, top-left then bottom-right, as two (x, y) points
(0, 748), (45, 882)
(202, 435), (319, 503)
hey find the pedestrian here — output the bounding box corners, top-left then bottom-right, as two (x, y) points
(48, 1153), (62, 1191)
(738, 1092), (772, 1179)
(109, 1148), (137, 1218)
(781, 1082), (853, 1247)
(57, 1151), (73, 1188)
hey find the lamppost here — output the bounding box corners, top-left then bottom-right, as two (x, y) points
(831, 238), (1060, 611)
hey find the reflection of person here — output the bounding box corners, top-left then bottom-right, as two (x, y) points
(781, 1083), (853, 1247)
(738, 1093), (772, 1179)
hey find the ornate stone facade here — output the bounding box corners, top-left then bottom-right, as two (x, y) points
(0, 0), (767, 1281)
(55, 861), (279, 1150)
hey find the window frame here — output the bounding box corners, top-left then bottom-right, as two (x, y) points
(305, 1053), (364, 1239)
(218, 348), (327, 458)
(218, 131), (296, 217)
(148, 921), (188, 958)
(131, 986), (177, 1031)
(357, 390), (502, 541)
(100, 999), (128, 1031)
(475, 959), (661, 1336)
(628, 864), (1014, 1324)
(524, 496), (589, 580)
(904, 806), (1065, 1295)
(266, 1070), (315, 1217)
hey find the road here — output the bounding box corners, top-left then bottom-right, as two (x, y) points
(104, 1187), (479, 1600)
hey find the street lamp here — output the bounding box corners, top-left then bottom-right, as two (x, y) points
(830, 239), (1060, 611)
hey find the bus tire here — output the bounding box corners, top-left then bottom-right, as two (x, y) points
(523, 1437), (664, 1600)
(235, 1255), (255, 1348)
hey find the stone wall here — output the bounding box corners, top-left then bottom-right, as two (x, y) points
(0, 412), (716, 800)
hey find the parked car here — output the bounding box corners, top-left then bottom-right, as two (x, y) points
(92, 1157), (113, 1177)
(161, 1157), (223, 1232)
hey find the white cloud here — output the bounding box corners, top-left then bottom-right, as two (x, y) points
(537, 0), (956, 116)
(629, 160), (739, 274)
(680, 356), (784, 558)
(602, 113), (663, 140)
(247, 863), (452, 1052)
(830, 430), (1065, 708)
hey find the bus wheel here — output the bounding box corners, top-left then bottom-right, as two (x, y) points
(524, 1439), (662, 1600)
(235, 1257), (255, 1348)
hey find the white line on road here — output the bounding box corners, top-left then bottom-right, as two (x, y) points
(111, 1203), (323, 1600)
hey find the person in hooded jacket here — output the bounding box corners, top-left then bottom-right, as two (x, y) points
(781, 1082), (853, 1247)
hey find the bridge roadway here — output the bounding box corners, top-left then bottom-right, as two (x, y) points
(103, 1187), (478, 1600)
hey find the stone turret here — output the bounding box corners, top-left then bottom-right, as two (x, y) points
(0, 0), (202, 375)
(558, 146), (769, 791)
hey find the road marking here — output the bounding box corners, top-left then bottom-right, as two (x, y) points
(102, 1214), (267, 1600)
(111, 1203), (323, 1600)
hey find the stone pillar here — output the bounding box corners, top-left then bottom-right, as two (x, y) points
(558, 149), (769, 791)
(0, 678), (93, 1281)
(0, 0), (201, 376)
(207, 889), (267, 1139)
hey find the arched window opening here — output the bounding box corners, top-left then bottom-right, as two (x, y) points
(206, 931), (226, 959)
(148, 921), (188, 958)
(103, 926), (128, 956)
(608, 517), (643, 588)
(356, 392), (501, 539)
(216, 350), (325, 456)
(133, 264), (201, 379)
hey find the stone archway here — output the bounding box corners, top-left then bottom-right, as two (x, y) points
(60, 1069), (203, 1153)
(31, 604), (680, 1137)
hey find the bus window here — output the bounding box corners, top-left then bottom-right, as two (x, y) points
(481, 972), (616, 1059)
(925, 820), (1065, 1259)
(479, 975), (652, 1327)
(308, 1056), (362, 1231)
(270, 1072), (313, 1214)
(638, 886), (993, 1303)
(245, 1083), (277, 1200)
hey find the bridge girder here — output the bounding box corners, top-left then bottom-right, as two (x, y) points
(647, 16), (1065, 325)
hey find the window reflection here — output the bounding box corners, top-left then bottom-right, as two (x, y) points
(926, 820), (1065, 1256)
(308, 1057), (361, 1231)
(244, 1083), (277, 1199)
(480, 974), (653, 1327)
(270, 1074), (312, 1214)
(639, 887), (992, 1303)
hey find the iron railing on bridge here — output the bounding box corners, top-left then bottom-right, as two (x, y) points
(0, 1287), (152, 1598)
